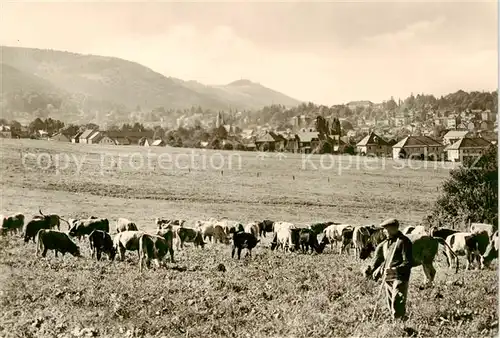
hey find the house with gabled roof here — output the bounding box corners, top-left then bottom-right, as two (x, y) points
(392, 135), (443, 160)
(78, 129), (96, 144)
(71, 131), (84, 143)
(50, 132), (70, 142)
(88, 131), (103, 144)
(446, 137), (492, 162)
(296, 131), (320, 154)
(356, 132), (390, 157)
(255, 131), (285, 152)
(442, 130), (471, 146)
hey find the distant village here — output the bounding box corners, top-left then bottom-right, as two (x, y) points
(0, 99), (497, 163)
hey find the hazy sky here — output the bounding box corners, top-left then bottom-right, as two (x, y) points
(1, 1), (498, 105)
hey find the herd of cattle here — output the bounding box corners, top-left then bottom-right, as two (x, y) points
(0, 209), (498, 280)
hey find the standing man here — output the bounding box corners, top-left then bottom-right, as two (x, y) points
(366, 218), (413, 320)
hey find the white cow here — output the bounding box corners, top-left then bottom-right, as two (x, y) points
(113, 231), (145, 261)
(244, 222), (259, 237)
(323, 224), (353, 253)
(272, 222), (297, 252)
(445, 231), (490, 270)
(196, 219), (217, 242)
(352, 225), (375, 260)
(115, 218), (138, 233)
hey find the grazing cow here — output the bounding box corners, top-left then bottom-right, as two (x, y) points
(270, 222), (297, 252)
(138, 233), (174, 272)
(308, 222), (336, 236)
(429, 227), (458, 240)
(89, 230), (116, 261)
(213, 225), (230, 244)
(322, 224), (354, 253)
(445, 231), (490, 270)
(36, 229), (81, 258)
(481, 231), (499, 269)
(1, 213), (25, 235)
(232, 231), (259, 259)
(257, 220), (275, 237)
(177, 227), (205, 250)
(113, 231), (145, 261)
(244, 222), (260, 238)
(299, 228), (324, 254)
(115, 218), (138, 233)
(402, 225), (427, 236)
(352, 225), (376, 260)
(197, 219), (217, 242)
(359, 227), (387, 260)
(365, 234), (459, 287)
(24, 216), (62, 243)
(470, 223), (494, 238)
(69, 218), (110, 239)
(155, 228), (175, 263)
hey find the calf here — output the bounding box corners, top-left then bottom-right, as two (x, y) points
(89, 230), (116, 261)
(445, 231), (490, 270)
(299, 228), (323, 254)
(155, 228), (175, 263)
(213, 225), (230, 244)
(1, 213), (25, 236)
(232, 231), (259, 259)
(115, 218), (138, 233)
(138, 234), (174, 272)
(36, 229), (81, 258)
(481, 231), (499, 269)
(177, 227), (205, 250)
(113, 230), (145, 261)
(69, 218), (110, 239)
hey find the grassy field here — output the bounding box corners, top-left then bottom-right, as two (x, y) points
(0, 139), (497, 338)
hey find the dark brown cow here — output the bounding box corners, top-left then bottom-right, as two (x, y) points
(299, 228), (324, 254)
(69, 218), (110, 239)
(232, 231), (259, 259)
(1, 213), (25, 235)
(429, 227), (458, 240)
(177, 227), (205, 249)
(213, 225), (230, 244)
(257, 220), (274, 237)
(89, 230), (116, 261)
(24, 217), (61, 243)
(138, 233), (174, 272)
(36, 229), (81, 258)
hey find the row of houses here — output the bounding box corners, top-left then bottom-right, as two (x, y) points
(249, 129), (347, 154)
(50, 130), (167, 147)
(356, 131), (494, 162)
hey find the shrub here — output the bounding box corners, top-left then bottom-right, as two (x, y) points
(432, 146), (498, 229)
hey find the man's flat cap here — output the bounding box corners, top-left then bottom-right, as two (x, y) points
(380, 218), (400, 228)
